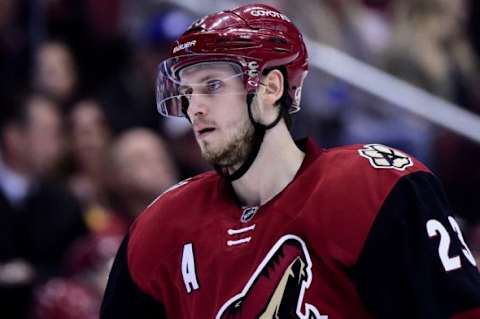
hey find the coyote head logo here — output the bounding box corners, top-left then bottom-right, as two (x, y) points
(216, 235), (327, 319)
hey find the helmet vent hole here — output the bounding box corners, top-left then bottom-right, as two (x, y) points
(269, 37), (288, 45)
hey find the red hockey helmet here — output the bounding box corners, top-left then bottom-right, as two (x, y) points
(156, 3), (309, 117)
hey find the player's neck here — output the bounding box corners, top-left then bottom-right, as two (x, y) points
(230, 122), (305, 207)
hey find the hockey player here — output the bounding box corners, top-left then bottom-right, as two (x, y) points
(101, 4), (480, 318)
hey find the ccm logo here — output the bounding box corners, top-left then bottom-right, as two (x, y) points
(173, 40), (197, 54)
(250, 9), (291, 22)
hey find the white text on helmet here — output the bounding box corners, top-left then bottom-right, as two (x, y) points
(173, 40), (197, 54)
(250, 9), (291, 22)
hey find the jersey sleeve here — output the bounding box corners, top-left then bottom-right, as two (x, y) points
(352, 171), (480, 319)
(100, 234), (167, 319)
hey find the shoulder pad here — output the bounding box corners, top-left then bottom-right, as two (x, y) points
(146, 171), (217, 210)
(128, 170), (218, 250)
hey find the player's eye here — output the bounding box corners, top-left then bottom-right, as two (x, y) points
(205, 79), (223, 94)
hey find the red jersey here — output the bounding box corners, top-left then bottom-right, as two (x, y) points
(101, 139), (480, 319)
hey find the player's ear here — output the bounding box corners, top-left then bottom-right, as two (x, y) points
(251, 69), (284, 125)
(261, 69), (284, 108)
(254, 69), (284, 125)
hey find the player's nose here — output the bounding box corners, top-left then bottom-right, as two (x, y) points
(187, 94), (209, 118)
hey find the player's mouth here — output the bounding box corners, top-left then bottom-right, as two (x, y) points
(196, 127), (216, 138)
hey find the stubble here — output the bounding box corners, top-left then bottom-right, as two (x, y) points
(201, 120), (255, 167)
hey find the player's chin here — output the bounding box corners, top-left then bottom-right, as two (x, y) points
(200, 133), (224, 149)
(201, 145), (230, 166)
(199, 143), (216, 161)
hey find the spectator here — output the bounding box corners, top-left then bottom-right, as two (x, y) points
(68, 99), (112, 207)
(67, 98), (129, 236)
(106, 128), (178, 220)
(0, 93), (87, 319)
(45, 0), (130, 94)
(33, 41), (79, 110)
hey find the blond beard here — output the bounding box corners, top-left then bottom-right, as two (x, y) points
(200, 121), (255, 167)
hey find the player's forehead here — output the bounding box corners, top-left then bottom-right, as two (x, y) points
(178, 62), (242, 85)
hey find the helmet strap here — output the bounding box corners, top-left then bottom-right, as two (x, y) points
(215, 93), (285, 182)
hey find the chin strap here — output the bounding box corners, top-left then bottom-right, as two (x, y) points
(215, 94), (285, 182)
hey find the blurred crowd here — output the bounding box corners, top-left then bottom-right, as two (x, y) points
(0, 0), (479, 318)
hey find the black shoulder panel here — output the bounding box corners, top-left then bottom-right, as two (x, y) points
(100, 234), (167, 319)
(352, 172), (480, 318)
